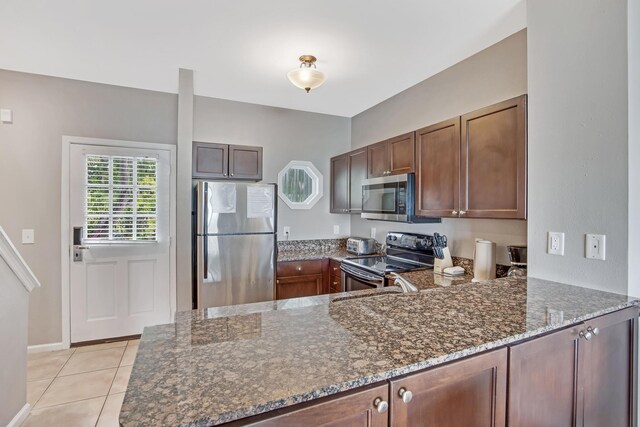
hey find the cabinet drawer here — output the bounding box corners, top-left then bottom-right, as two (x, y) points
(277, 260), (323, 277)
(329, 259), (342, 275)
(276, 274), (323, 300)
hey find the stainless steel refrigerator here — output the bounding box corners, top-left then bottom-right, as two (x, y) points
(194, 181), (277, 309)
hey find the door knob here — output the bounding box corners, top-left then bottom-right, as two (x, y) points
(398, 387), (413, 403)
(373, 397), (388, 413)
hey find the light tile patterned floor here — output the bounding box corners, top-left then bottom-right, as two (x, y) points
(25, 339), (139, 427)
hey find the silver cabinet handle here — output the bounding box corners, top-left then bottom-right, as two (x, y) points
(296, 266), (302, 271)
(587, 326), (599, 336)
(579, 330), (593, 341)
(223, 173), (227, 176)
(398, 387), (413, 403)
(459, 210), (467, 215)
(373, 397), (388, 413)
(451, 210), (458, 215)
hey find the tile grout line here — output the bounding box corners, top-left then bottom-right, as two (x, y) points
(30, 349), (76, 407)
(95, 341), (130, 425)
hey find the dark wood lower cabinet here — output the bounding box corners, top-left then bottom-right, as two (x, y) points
(509, 323), (583, 426)
(509, 307), (639, 427)
(275, 274), (322, 300)
(582, 308), (638, 427)
(390, 348), (507, 427)
(246, 384), (389, 426)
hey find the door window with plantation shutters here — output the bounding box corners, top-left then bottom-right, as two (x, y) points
(85, 154), (158, 242)
(69, 140), (173, 343)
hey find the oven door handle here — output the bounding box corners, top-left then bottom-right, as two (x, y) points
(340, 264), (384, 284)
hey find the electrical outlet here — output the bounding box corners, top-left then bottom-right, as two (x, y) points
(283, 226), (290, 240)
(585, 234), (606, 260)
(547, 232), (564, 256)
(370, 227), (376, 239)
(333, 225), (340, 235)
(22, 229), (34, 244)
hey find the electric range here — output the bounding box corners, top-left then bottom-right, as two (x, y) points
(340, 232), (441, 291)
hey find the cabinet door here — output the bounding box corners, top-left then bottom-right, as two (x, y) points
(390, 348), (507, 427)
(248, 384), (389, 427)
(192, 142), (228, 179)
(416, 118), (460, 218)
(367, 141), (389, 178)
(460, 95), (527, 219)
(509, 323), (583, 427)
(388, 132), (415, 175)
(229, 144), (262, 180)
(582, 307), (639, 427)
(330, 155), (349, 213)
(275, 274), (323, 300)
(348, 148), (368, 213)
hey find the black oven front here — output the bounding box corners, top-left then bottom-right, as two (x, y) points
(340, 263), (385, 291)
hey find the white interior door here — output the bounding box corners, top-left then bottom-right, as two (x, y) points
(69, 142), (172, 343)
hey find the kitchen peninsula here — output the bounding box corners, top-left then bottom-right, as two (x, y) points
(120, 277), (639, 426)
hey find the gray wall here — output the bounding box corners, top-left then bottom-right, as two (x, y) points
(629, 0), (640, 297)
(527, 0), (629, 294)
(193, 96), (352, 241)
(0, 69), (178, 345)
(0, 258), (29, 426)
(350, 30), (528, 265)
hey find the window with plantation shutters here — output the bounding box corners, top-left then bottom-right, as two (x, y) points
(85, 154), (158, 242)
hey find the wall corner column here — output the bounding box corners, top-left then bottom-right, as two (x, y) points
(176, 68), (194, 311)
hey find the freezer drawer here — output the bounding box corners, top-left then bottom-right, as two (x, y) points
(196, 234), (275, 308)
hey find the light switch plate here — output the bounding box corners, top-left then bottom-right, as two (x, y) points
(585, 234), (606, 260)
(0, 109), (12, 123)
(370, 227), (376, 239)
(22, 229), (34, 244)
(547, 232), (564, 255)
(283, 226), (290, 238)
(333, 225), (340, 235)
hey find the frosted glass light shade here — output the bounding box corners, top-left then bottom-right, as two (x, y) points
(287, 67), (326, 93)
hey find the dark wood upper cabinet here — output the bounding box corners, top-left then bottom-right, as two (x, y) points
(330, 155), (349, 213)
(228, 144), (262, 180)
(367, 140), (389, 178)
(248, 384), (389, 427)
(193, 142), (228, 179)
(388, 132), (415, 175)
(416, 118), (461, 218)
(330, 147), (368, 214)
(192, 142), (262, 181)
(509, 307), (639, 427)
(390, 348), (507, 427)
(348, 148), (368, 213)
(367, 132), (415, 178)
(460, 95), (527, 219)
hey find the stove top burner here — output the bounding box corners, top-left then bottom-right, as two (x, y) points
(343, 255), (428, 276)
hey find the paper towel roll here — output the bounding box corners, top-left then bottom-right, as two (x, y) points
(472, 239), (496, 282)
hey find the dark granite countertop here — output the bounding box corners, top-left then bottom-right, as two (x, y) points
(277, 247), (355, 262)
(120, 277), (639, 427)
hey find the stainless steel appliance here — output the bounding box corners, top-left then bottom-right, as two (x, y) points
(361, 173), (441, 223)
(507, 245), (527, 277)
(341, 232), (444, 291)
(194, 181), (277, 309)
(346, 237), (377, 255)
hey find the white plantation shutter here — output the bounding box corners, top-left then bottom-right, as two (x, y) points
(85, 154), (158, 242)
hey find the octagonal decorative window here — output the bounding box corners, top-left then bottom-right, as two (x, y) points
(277, 161), (323, 210)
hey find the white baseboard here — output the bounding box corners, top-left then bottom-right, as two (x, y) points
(27, 342), (66, 354)
(7, 403), (30, 427)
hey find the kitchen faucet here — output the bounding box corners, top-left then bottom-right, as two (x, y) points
(390, 273), (418, 293)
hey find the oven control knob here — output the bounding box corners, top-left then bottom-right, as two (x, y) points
(390, 235), (398, 241)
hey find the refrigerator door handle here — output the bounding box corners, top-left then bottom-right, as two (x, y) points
(203, 236), (208, 279)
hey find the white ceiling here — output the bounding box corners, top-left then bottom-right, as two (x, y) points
(0, 0), (526, 117)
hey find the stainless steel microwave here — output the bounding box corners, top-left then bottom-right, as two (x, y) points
(361, 173), (441, 223)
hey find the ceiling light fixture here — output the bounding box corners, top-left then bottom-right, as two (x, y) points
(287, 55), (326, 93)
